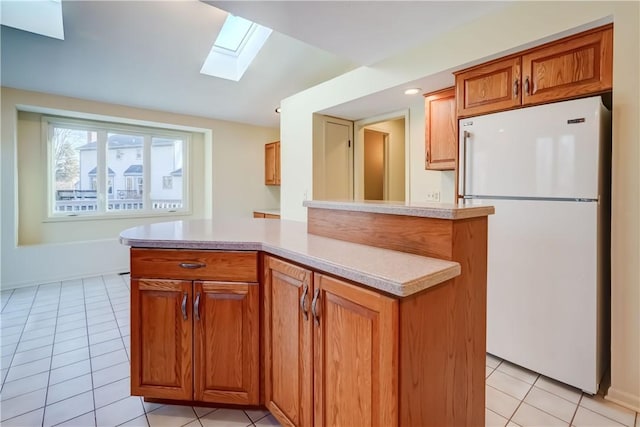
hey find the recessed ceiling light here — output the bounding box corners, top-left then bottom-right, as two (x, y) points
(404, 88), (421, 95)
(275, 107), (281, 113)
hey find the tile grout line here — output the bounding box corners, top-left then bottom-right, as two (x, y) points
(504, 373), (539, 424)
(40, 281), (64, 427)
(1, 285), (38, 392)
(568, 393), (584, 426)
(81, 277), (99, 427)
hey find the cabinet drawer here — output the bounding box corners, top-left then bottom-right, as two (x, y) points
(131, 248), (258, 282)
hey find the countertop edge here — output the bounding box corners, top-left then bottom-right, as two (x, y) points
(120, 234), (461, 298)
(303, 200), (495, 219)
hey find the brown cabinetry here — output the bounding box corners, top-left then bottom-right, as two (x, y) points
(455, 24), (612, 117)
(253, 212), (281, 219)
(263, 256), (398, 427)
(130, 249), (259, 406)
(424, 87), (457, 170)
(265, 141), (281, 186)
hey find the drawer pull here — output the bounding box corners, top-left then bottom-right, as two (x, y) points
(181, 293), (188, 320)
(194, 292), (201, 321)
(179, 262), (206, 269)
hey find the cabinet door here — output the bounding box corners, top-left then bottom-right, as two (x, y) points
(253, 212), (266, 218)
(455, 57), (521, 117)
(265, 142), (280, 186)
(313, 274), (398, 427)
(193, 281), (259, 404)
(522, 26), (613, 105)
(131, 279), (192, 400)
(424, 87), (456, 170)
(264, 256), (313, 427)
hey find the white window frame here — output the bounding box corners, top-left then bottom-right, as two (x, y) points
(43, 115), (191, 220)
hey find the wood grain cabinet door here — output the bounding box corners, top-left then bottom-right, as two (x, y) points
(522, 26), (613, 106)
(193, 281), (259, 405)
(313, 273), (398, 427)
(424, 87), (457, 170)
(131, 279), (193, 401)
(455, 57), (521, 117)
(265, 141), (280, 186)
(264, 256), (313, 427)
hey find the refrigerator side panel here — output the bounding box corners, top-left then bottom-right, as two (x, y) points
(460, 96), (603, 199)
(486, 199), (602, 393)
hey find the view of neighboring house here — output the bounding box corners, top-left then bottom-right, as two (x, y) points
(53, 130), (184, 213)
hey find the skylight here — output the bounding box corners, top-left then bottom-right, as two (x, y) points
(214, 15), (254, 52)
(1, 0), (65, 40)
(200, 14), (272, 82)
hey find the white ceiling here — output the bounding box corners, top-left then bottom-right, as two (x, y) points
(1, 1), (506, 127)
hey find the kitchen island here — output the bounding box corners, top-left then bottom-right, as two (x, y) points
(120, 201), (493, 427)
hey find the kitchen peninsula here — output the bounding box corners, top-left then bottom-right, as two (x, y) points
(120, 201), (494, 427)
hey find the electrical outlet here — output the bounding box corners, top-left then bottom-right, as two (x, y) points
(426, 191), (440, 202)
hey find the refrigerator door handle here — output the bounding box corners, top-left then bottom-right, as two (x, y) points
(459, 130), (469, 198)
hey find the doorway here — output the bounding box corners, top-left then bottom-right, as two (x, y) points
(363, 129), (387, 200)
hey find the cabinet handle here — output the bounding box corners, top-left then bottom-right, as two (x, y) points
(194, 292), (201, 321)
(524, 77), (530, 95)
(181, 292), (188, 320)
(513, 79), (519, 97)
(300, 282), (309, 321)
(179, 262), (206, 269)
(311, 288), (321, 327)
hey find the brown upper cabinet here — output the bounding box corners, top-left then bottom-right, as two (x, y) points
(265, 141), (280, 186)
(424, 87), (457, 170)
(455, 24), (612, 117)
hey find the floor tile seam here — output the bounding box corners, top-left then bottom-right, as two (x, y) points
(2, 363), (51, 386)
(582, 405), (633, 426)
(41, 281), (64, 422)
(505, 374), (538, 423)
(528, 383), (583, 406)
(494, 367), (539, 386)
(0, 288), (16, 311)
(1, 283), (39, 390)
(486, 407), (508, 422)
(82, 277), (99, 427)
(0, 380), (49, 401)
(0, 402), (46, 423)
(99, 275), (131, 365)
(576, 401), (635, 426)
(49, 408), (95, 427)
(45, 383), (95, 407)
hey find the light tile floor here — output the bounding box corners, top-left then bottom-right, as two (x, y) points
(1, 274), (638, 427)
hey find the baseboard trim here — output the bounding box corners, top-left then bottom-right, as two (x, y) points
(606, 386), (640, 413)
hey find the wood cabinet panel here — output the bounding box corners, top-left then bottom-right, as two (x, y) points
(265, 141), (281, 186)
(455, 25), (612, 118)
(424, 88), (457, 170)
(522, 26), (613, 105)
(264, 256), (313, 427)
(455, 57), (521, 117)
(131, 279), (192, 400)
(194, 281), (259, 405)
(313, 273), (398, 427)
(131, 248), (258, 282)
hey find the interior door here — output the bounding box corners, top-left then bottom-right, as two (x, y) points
(324, 118), (353, 200)
(364, 129), (385, 200)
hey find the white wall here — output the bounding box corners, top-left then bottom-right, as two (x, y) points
(1, 87), (279, 288)
(280, 2), (639, 411)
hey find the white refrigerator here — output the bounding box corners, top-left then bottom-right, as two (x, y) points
(458, 96), (610, 394)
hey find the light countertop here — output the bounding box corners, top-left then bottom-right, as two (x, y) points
(120, 219), (460, 297)
(303, 200), (495, 220)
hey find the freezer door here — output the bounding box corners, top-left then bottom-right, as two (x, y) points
(459, 97), (604, 199)
(486, 199), (603, 393)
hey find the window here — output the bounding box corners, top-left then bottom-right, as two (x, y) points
(46, 117), (190, 218)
